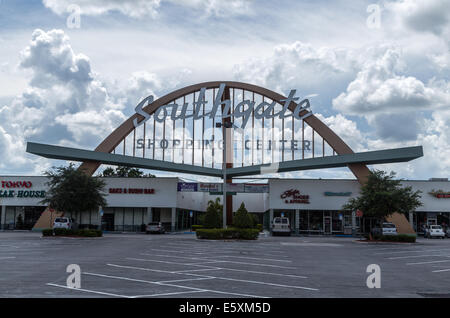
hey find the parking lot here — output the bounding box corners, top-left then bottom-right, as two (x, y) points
(1, 231), (450, 298)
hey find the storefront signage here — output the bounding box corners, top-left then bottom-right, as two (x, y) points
(0, 190), (45, 198)
(280, 189), (310, 204)
(133, 83), (313, 129)
(1, 180), (33, 188)
(0, 180), (45, 198)
(244, 183), (269, 193)
(177, 182), (198, 192)
(324, 191), (352, 196)
(108, 188), (155, 194)
(429, 189), (450, 198)
(199, 183), (220, 192)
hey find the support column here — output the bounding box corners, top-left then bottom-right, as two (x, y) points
(409, 212), (414, 232)
(97, 206), (102, 229)
(147, 207), (153, 223)
(171, 207), (176, 232)
(269, 209), (274, 231)
(351, 211), (356, 236)
(1, 205), (5, 230)
(295, 209), (300, 235)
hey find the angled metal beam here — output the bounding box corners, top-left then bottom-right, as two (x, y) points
(27, 142), (423, 179)
(226, 146), (423, 178)
(26, 142), (223, 178)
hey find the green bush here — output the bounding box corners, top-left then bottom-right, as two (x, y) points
(375, 234), (416, 243)
(196, 227), (259, 240)
(76, 229), (103, 237)
(203, 198), (223, 229)
(191, 225), (203, 231)
(255, 224), (263, 232)
(233, 203), (253, 229)
(42, 228), (53, 236)
(50, 228), (103, 237)
(53, 228), (69, 236)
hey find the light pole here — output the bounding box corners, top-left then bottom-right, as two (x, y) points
(216, 121), (232, 229)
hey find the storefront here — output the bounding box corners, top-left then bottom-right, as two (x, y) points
(1, 175), (449, 234)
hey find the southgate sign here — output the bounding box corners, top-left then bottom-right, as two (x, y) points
(133, 83), (313, 129)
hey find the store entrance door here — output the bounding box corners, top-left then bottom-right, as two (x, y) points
(324, 216), (332, 235)
(102, 213), (114, 231)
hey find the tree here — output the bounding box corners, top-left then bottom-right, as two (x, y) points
(41, 164), (107, 215)
(233, 202), (254, 229)
(99, 166), (155, 178)
(343, 170), (422, 228)
(203, 197), (223, 229)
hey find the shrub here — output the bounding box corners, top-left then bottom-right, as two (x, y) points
(42, 229), (53, 236)
(76, 229), (102, 237)
(49, 228), (102, 237)
(372, 234), (416, 243)
(203, 198), (223, 229)
(191, 225), (203, 231)
(233, 203), (253, 229)
(53, 228), (69, 236)
(196, 227), (259, 240)
(255, 224), (263, 232)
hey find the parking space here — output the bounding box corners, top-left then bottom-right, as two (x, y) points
(1, 232), (450, 297)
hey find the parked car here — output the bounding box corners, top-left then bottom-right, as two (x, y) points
(271, 217), (291, 236)
(146, 222), (165, 234)
(425, 225), (445, 239)
(371, 222), (398, 236)
(53, 217), (77, 230)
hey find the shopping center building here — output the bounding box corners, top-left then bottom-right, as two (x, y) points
(1, 175), (449, 234)
(3, 81), (447, 235)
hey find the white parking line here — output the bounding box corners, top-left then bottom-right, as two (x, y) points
(157, 277), (214, 283)
(89, 268), (268, 298)
(432, 268), (450, 273)
(0, 256), (16, 260)
(375, 249), (450, 255)
(46, 283), (130, 298)
(211, 255), (292, 263)
(107, 263), (317, 292)
(281, 242), (342, 247)
(406, 260), (450, 265)
(140, 253), (297, 269)
(132, 290), (207, 298)
(179, 272), (318, 291)
(128, 257), (307, 278)
(388, 254), (450, 260)
(148, 247), (290, 258)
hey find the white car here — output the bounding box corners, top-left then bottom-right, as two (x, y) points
(271, 217), (291, 236)
(425, 225), (445, 239)
(146, 222), (166, 234)
(53, 217), (75, 230)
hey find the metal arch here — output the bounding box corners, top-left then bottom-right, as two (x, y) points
(78, 81), (370, 183)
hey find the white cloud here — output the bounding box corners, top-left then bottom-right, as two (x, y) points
(332, 48), (450, 115)
(385, 0), (450, 36)
(42, 0), (252, 18)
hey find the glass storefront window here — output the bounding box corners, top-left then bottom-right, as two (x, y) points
(332, 211), (343, 233)
(299, 211), (308, 231)
(309, 211), (323, 232)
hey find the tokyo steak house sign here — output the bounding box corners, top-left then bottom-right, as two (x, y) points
(0, 180), (46, 198)
(133, 83), (313, 129)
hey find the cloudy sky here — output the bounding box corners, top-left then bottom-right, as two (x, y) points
(0, 0), (449, 181)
